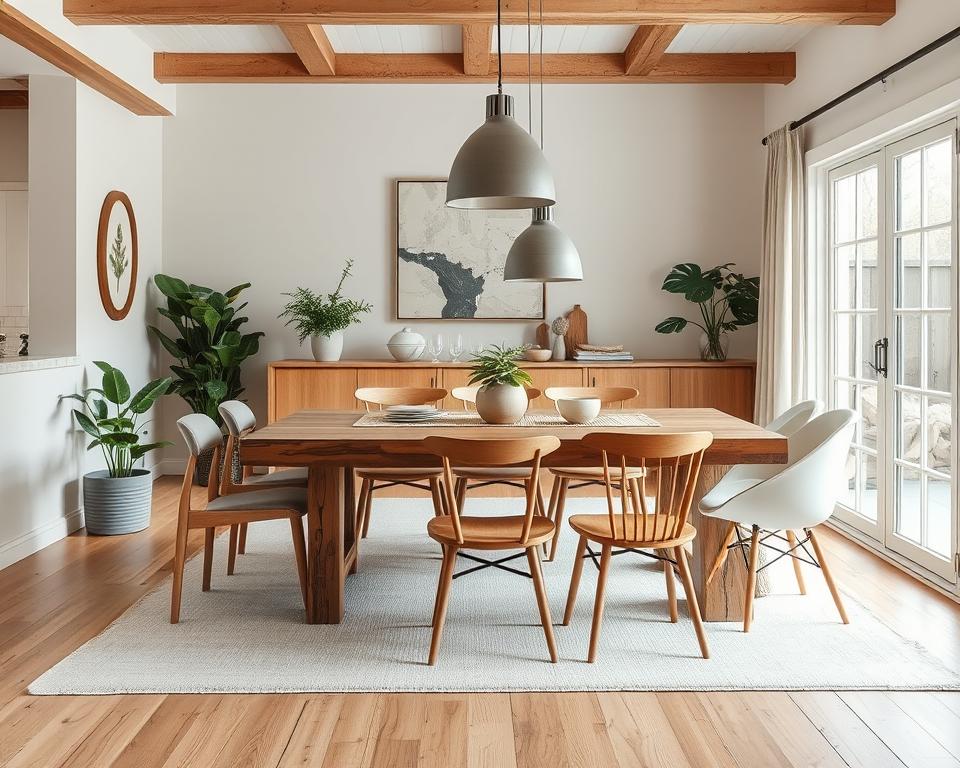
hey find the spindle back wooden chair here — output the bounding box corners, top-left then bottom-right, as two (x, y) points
(422, 435), (561, 666)
(563, 431), (713, 662)
(540, 385), (642, 562)
(354, 387), (449, 539)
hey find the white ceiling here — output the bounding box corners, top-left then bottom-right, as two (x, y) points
(130, 23), (813, 56)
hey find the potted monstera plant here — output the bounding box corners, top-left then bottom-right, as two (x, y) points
(655, 263), (759, 361)
(469, 344), (533, 424)
(148, 274), (264, 485)
(61, 362), (171, 534)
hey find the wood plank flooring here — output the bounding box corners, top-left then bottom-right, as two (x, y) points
(1, 476), (959, 767)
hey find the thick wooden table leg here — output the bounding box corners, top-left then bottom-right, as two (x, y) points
(306, 464), (347, 624)
(344, 467), (358, 575)
(688, 464), (749, 622)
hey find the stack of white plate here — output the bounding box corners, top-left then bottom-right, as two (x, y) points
(382, 405), (441, 423)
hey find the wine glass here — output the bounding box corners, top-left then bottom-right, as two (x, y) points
(449, 333), (464, 362)
(469, 340), (485, 358)
(428, 333), (444, 362)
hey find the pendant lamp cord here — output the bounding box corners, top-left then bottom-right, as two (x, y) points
(539, 0), (544, 149)
(527, 0), (532, 133)
(496, 0), (503, 94)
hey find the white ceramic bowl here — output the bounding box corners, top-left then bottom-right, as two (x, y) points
(556, 397), (601, 424)
(524, 348), (552, 362)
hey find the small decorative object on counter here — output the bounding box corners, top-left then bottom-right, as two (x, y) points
(550, 316), (568, 361)
(523, 346), (552, 362)
(469, 344), (533, 424)
(654, 262), (759, 362)
(18, 333), (28, 356)
(279, 259), (372, 362)
(387, 327), (426, 361)
(572, 343), (634, 362)
(564, 304), (588, 360)
(0, 333), (6, 357)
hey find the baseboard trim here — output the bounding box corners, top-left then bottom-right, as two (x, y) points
(155, 458), (187, 476)
(0, 508), (85, 570)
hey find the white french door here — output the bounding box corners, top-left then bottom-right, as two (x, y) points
(827, 120), (959, 585)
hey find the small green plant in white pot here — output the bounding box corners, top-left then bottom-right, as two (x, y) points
(469, 345), (533, 424)
(61, 362), (172, 535)
(279, 259), (372, 361)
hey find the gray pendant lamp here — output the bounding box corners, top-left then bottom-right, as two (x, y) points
(504, 0), (583, 282)
(445, 0), (555, 210)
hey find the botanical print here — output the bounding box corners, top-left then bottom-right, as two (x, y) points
(109, 223), (128, 294)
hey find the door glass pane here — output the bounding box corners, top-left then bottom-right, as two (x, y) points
(896, 465), (922, 543)
(836, 245), (856, 309)
(860, 313), (878, 381)
(861, 382), (878, 451)
(860, 453), (879, 522)
(835, 315), (856, 378)
(896, 233), (922, 307)
(857, 167), (878, 238)
(897, 149), (922, 231)
(842, 449), (858, 510)
(898, 391), (922, 460)
(927, 475), (952, 556)
(926, 397), (952, 472)
(859, 241), (879, 309)
(926, 227), (952, 308)
(835, 174), (857, 243)
(924, 139), (952, 227)
(896, 314), (921, 387)
(927, 315), (952, 394)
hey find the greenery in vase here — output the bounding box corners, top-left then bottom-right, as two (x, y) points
(149, 275), (264, 424)
(279, 259), (372, 343)
(109, 223), (128, 294)
(654, 263), (759, 361)
(468, 344), (533, 388)
(60, 362), (172, 478)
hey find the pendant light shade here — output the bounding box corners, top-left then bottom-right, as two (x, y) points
(446, 94), (556, 210)
(504, 206), (582, 282)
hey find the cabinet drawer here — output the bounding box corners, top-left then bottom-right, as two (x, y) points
(357, 367), (440, 390)
(588, 368), (671, 408)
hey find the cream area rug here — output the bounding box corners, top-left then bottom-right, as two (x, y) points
(30, 498), (960, 694)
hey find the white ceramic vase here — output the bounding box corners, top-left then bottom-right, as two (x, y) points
(311, 331), (344, 362)
(387, 327), (426, 361)
(475, 383), (529, 425)
(551, 334), (566, 361)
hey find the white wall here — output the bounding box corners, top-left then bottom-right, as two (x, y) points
(161, 83), (766, 446)
(0, 111), (27, 182)
(764, 0), (960, 148)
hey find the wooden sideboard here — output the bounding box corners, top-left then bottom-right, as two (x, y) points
(267, 359), (757, 423)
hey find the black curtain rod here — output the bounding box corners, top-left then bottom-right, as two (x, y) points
(762, 24), (960, 146)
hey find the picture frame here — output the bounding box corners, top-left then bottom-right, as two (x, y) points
(96, 190), (138, 321)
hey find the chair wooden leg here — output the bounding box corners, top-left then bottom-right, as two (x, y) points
(227, 524), (239, 575)
(664, 559), (678, 623)
(786, 530), (807, 595)
(202, 528), (215, 592)
(237, 522), (248, 554)
(675, 546), (710, 659)
(587, 544), (612, 663)
(548, 478), (570, 562)
(290, 516), (309, 611)
(360, 480), (374, 538)
(455, 477), (467, 514)
(429, 477), (444, 517)
(563, 535), (588, 625)
(535, 484), (549, 558)
(527, 547), (559, 663)
(706, 521), (737, 585)
(743, 524), (761, 633)
(170, 519), (189, 624)
(356, 478), (370, 530)
(807, 528), (849, 624)
(428, 545), (458, 666)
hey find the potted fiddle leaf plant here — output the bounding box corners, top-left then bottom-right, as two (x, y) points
(61, 362), (171, 534)
(279, 259), (372, 362)
(148, 274), (264, 485)
(469, 344), (533, 424)
(654, 263), (759, 361)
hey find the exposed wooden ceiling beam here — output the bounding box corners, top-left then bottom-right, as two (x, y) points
(279, 24), (336, 75)
(0, 78), (28, 90)
(624, 25), (682, 75)
(0, 90), (28, 109)
(0, 3), (170, 116)
(462, 24), (491, 76)
(65, 0), (896, 26)
(154, 51), (796, 84)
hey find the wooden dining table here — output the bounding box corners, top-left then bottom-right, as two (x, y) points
(240, 408), (788, 625)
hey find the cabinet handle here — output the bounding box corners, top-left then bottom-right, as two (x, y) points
(592, 376), (596, 387)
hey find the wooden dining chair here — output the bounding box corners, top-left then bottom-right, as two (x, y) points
(563, 431), (713, 662)
(423, 435), (562, 665)
(171, 414), (309, 624)
(355, 387), (448, 538)
(449, 386), (548, 535)
(218, 400), (308, 574)
(542, 386), (642, 561)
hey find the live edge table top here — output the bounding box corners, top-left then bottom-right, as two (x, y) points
(240, 408), (787, 468)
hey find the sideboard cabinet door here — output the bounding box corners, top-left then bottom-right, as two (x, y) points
(588, 368), (671, 408)
(669, 366), (755, 422)
(271, 368), (359, 421)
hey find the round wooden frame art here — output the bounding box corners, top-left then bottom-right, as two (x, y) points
(97, 190), (138, 320)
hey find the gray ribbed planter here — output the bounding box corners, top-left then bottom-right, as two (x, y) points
(82, 469), (153, 535)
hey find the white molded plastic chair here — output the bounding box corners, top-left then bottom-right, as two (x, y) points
(699, 408), (856, 632)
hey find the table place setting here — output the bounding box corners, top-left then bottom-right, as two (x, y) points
(353, 408), (662, 428)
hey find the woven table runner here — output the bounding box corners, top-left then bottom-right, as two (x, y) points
(353, 411), (661, 428)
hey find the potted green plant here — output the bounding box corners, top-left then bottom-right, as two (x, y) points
(61, 362), (171, 534)
(279, 259), (372, 361)
(654, 263), (759, 361)
(148, 275), (264, 484)
(469, 344), (534, 424)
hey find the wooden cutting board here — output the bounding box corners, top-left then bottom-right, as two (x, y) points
(535, 323), (550, 350)
(564, 305), (588, 359)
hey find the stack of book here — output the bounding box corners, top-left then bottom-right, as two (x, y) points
(572, 344), (634, 362)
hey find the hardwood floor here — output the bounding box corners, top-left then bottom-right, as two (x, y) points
(1, 476), (959, 767)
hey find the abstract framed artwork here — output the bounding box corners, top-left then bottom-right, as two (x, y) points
(396, 179), (545, 320)
(96, 190), (138, 321)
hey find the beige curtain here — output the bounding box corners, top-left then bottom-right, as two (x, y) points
(755, 125), (806, 425)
